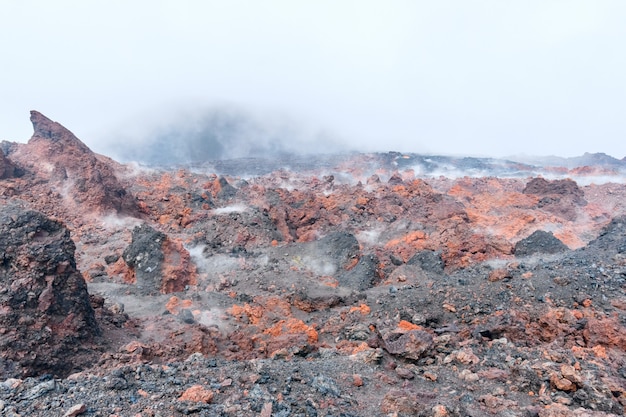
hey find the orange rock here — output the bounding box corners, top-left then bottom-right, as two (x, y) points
(550, 374), (576, 392)
(423, 371), (438, 381)
(571, 346), (587, 359)
(351, 342), (371, 354)
(160, 237), (197, 294)
(397, 320), (422, 332)
(165, 296), (193, 315)
(263, 318), (318, 344)
(583, 315), (626, 350)
(591, 344), (608, 358)
(349, 304), (371, 315)
(319, 275), (339, 288)
(230, 303), (265, 325)
(178, 385), (214, 403)
(488, 269), (511, 282)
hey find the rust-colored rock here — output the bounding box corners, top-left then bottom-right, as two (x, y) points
(178, 385), (214, 403)
(9, 111), (138, 216)
(488, 268), (512, 282)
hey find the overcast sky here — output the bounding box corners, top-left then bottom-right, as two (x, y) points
(1, 1), (625, 159)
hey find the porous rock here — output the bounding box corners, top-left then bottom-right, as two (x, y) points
(0, 203), (99, 378)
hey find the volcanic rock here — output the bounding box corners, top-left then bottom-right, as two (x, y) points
(407, 250), (445, 274)
(586, 215), (626, 252)
(198, 207), (281, 255)
(0, 149), (17, 179)
(523, 177), (586, 220)
(5, 112), (626, 416)
(514, 230), (569, 257)
(122, 223), (197, 294)
(381, 329), (434, 360)
(9, 111), (137, 215)
(0, 203), (99, 378)
(309, 232), (360, 268)
(338, 253), (380, 291)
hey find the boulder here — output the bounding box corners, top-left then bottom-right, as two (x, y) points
(123, 224), (197, 294)
(407, 250), (445, 274)
(0, 203), (99, 378)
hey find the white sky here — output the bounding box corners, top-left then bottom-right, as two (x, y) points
(1, 1), (625, 158)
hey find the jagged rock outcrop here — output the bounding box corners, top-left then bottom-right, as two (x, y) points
(10, 111), (138, 215)
(122, 224), (197, 294)
(0, 203), (99, 378)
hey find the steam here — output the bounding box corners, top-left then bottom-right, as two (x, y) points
(187, 246), (241, 274)
(300, 256), (337, 276)
(99, 213), (142, 230)
(103, 104), (348, 166)
(356, 229), (383, 246)
(213, 204), (249, 215)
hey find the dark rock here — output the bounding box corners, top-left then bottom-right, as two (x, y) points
(514, 230), (569, 257)
(311, 232), (360, 269)
(387, 173), (404, 185)
(0, 203), (99, 378)
(104, 254), (119, 265)
(289, 283), (352, 312)
(523, 177), (585, 204)
(187, 192), (213, 209)
(122, 224), (196, 294)
(199, 208), (280, 255)
(407, 250), (445, 274)
(587, 216), (626, 252)
(523, 177), (586, 220)
(123, 224), (166, 295)
(179, 309), (195, 324)
(311, 375), (340, 397)
(338, 254), (380, 291)
(0, 148), (17, 179)
(216, 176), (237, 199)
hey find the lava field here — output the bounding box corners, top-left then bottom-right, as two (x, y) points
(2, 112), (626, 416)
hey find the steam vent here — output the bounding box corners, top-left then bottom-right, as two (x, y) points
(1, 112), (626, 415)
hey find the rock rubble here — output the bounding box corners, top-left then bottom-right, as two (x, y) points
(2, 112), (626, 415)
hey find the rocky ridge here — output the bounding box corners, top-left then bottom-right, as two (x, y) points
(1, 112), (626, 415)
